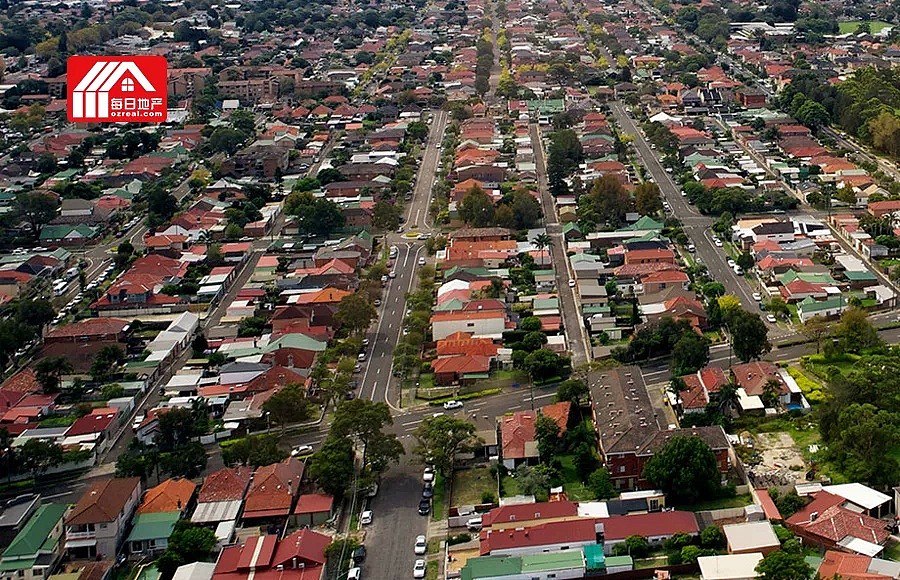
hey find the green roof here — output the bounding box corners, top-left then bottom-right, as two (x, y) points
(533, 298), (559, 309)
(50, 169), (80, 180)
(434, 299), (465, 312)
(126, 512), (179, 543)
(264, 333), (327, 352)
(570, 253), (602, 263)
(798, 296), (846, 312)
(39, 224), (99, 241)
(520, 550), (584, 572)
(620, 216), (664, 232)
(583, 544), (605, 570)
(1, 503), (67, 561)
(844, 270), (876, 280)
(460, 555), (522, 580)
(778, 271), (836, 285)
(525, 99), (565, 114)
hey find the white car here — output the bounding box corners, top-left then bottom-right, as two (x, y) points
(414, 535), (427, 555)
(726, 258), (736, 268)
(360, 510), (373, 525)
(418, 257), (426, 266)
(443, 400), (463, 410)
(348, 567), (361, 580)
(766, 314), (777, 324)
(423, 467), (435, 483)
(752, 292), (762, 301)
(413, 559), (426, 579)
(291, 445), (314, 457)
(714, 239), (724, 247)
(568, 279), (576, 287)
(687, 244), (696, 253)
(389, 271), (397, 278)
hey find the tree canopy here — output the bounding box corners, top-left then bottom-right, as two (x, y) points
(643, 435), (722, 504)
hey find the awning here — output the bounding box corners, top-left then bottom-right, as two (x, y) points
(66, 539), (97, 548)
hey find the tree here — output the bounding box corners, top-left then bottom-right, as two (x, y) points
(157, 522), (216, 580)
(827, 403), (899, 486)
(671, 332), (710, 375)
(262, 383), (311, 433)
(156, 407), (205, 453)
(728, 310), (771, 362)
(331, 400), (403, 476)
(284, 192), (345, 237)
(573, 442), (600, 481)
(412, 415), (481, 476)
(524, 349), (570, 382)
(514, 463), (552, 497)
(535, 413), (561, 460)
(717, 382), (740, 417)
(372, 200), (401, 231)
(519, 316), (543, 332)
(557, 378), (589, 406)
(34, 356), (73, 393)
(521, 331), (548, 352)
(615, 535), (649, 558)
(643, 436), (722, 504)
(220, 434), (286, 468)
(191, 334), (208, 357)
(634, 182), (663, 215)
(15, 192), (58, 239)
(588, 467), (616, 499)
(335, 293), (377, 335)
(755, 550), (814, 580)
(160, 441), (207, 478)
(530, 233), (552, 266)
(833, 307), (881, 353)
(19, 439), (63, 479)
(459, 186), (495, 227)
(700, 525), (725, 549)
(90, 345), (125, 382)
(736, 251), (754, 271)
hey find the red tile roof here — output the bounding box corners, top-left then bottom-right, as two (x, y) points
(541, 401), (570, 434)
(818, 550), (888, 580)
(483, 500), (579, 527)
(243, 458), (304, 518)
(431, 354), (491, 375)
(480, 518), (598, 555)
(788, 492), (890, 545)
(67, 478), (140, 525)
(138, 478), (196, 514)
(1, 369), (41, 394)
(45, 318), (129, 339)
(604, 511), (700, 541)
(293, 493), (334, 515)
(271, 529), (329, 567)
(199, 467), (252, 503)
(500, 411), (536, 460)
(65, 409), (118, 436)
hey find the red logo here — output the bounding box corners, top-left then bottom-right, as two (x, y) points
(67, 56), (167, 123)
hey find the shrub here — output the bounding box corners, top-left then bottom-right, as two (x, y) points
(480, 491), (497, 504)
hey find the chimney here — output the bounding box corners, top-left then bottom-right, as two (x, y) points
(810, 511), (818, 522)
(287, 354), (294, 368)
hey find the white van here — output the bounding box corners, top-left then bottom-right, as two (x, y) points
(348, 567), (361, 580)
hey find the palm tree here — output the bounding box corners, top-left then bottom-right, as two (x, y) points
(716, 382), (740, 417)
(34, 357), (74, 394)
(532, 233), (552, 266)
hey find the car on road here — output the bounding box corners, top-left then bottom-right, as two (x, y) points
(418, 257), (426, 266)
(568, 279), (576, 287)
(360, 510), (373, 525)
(389, 271), (396, 278)
(413, 559), (426, 578)
(374, 299), (381, 306)
(397, 226), (403, 233)
(714, 239), (723, 247)
(766, 314), (777, 324)
(291, 445), (314, 457)
(687, 244), (695, 252)
(348, 567), (361, 580)
(726, 258), (736, 268)
(352, 545), (367, 565)
(418, 499), (431, 515)
(357, 353), (367, 362)
(362, 338), (369, 347)
(354, 364), (362, 373)
(414, 535), (427, 555)
(423, 467), (435, 483)
(466, 516), (483, 531)
(381, 275), (388, 283)
(422, 483), (434, 499)
(752, 292), (762, 301)
(443, 400), (463, 410)
(366, 483), (379, 497)
(733, 265), (743, 275)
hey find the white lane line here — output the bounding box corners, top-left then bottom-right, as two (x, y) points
(402, 419), (423, 427)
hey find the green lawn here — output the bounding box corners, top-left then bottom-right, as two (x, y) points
(451, 467), (497, 507)
(432, 473), (447, 521)
(557, 455), (595, 501)
(681, 494), (753, 512)
(426, 560), (439, 580)
(501, 474), (522, 498)
(802, 353), (860, 379)
(838, 20), (892, 33)
(635, 556), (669, 570)
(882, 540), (900, 562)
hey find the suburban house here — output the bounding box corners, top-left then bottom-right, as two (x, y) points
(65, 478), (142, 559)
(192, 467), (251, 526)
(787, 491), (891, 555)
(211, 530), (330, 580)
(241, 458), (304, 525)
(126, 512), (180, 555)
(730, 361), (808, 413)
(499, 410), (538, 469)
(136, 478), (196, 515)
(431, 310), (508, 341)
(0, 503), (68, 580)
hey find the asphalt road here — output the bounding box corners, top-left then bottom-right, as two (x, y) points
(608, 102), (787, 335)
(530, 122), (591, 364)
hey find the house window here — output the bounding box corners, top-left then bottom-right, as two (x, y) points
(618, 465), (625, 473)
(121, 78), (135, 92)
(99, 523), (107, 529)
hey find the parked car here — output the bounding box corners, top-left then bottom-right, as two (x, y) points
(291, 445), (313, 457)
(360, 510), (373, 525)
(714, 239), (724, 247)
(413, 559), (426, 579)
(752, 292), (762, 301)
(352, 545), (367, 565)
(442, 400), (463, 410)
(348, 567), (361, 580)
(418, 257), (426, 266)
(422, 484), (434, 499)
(418, 499), (431, 515)
(766, 314), (777, 324)
(423, 467), (434, 482)
(466, 516), (483, 531)
(414, 535), (427, 555)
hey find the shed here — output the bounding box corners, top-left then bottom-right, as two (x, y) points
(723, 521), (780, 556)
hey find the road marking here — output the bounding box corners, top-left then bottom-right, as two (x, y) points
(509, 404), (522, 410)
(531, 392), (555, 401)
(402, 419), (423, 426)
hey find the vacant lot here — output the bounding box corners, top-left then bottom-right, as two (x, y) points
(452, 466), (497, 507)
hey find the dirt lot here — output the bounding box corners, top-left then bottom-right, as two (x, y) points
(747, 432), (811, 487)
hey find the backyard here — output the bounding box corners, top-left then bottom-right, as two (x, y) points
(451, 466), (498, 507)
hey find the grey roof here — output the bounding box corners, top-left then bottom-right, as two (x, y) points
(0, 495), (39, 530)
(190, 500), (243, 524)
